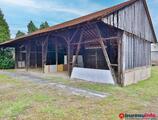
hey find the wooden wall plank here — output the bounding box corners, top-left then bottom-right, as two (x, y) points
(122, 31), (151, 70)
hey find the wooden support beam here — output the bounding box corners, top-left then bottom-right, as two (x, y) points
(95, 24), (117, 84)
(67, 28), (81, 76)
(67, 41), (71, 76)
(35, 41), (37, 68)
(55, 39), (58, 66)
(26, 41), (31, 71)
(95, 49), (98, 69)
(72, 31), (83, 68)
(42, 35), (49, 73)
(41, 42), (44, 72)
(111, 64), (118, 67)
(15, 47), (18, 69)
(70, 37), (119, 45)
(117, 32), (123, 86)
(99, 38), (117, 84)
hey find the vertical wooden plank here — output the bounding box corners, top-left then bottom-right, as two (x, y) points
(95, 49), (98, 69)
(41, 41), (44, 73)
(42, 35), (49, 73)
(26, 41), (31, 71)
(122, 32), (126, 85)
(133, 35), (135, 68)
(55, 39), (58, 66)
(15, 46), (18, 69)
(67, 41), (71, 76)
(117, 32), (123, 85)
(35, 41), (37, 68)
(118, 34), (121, 84)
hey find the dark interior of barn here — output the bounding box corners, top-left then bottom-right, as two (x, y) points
(4, 21), (123, 84)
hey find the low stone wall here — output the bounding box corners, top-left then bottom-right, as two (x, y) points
(123, 66), (151, 86)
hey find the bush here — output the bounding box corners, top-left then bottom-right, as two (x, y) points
(0, 48), (15, 69)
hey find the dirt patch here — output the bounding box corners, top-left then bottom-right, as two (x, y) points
(0, 70), (109, 98)
(142, 97), (158, 114)
(0, 84), (14, 89)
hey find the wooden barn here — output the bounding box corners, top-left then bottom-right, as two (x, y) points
(0, 0), (157, 86)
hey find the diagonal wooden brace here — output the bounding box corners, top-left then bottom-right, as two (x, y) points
(95, 24), (117, 84)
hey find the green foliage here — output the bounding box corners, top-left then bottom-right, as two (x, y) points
(27, 20), (38, 33)
(15, 30), (25, 38)
(0, 9), (10, 43)
(0, 48), (15, 69)
(40, 21), (49, 30)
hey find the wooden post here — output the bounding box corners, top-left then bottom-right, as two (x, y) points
(95, 24), (117, 84)
(117, 32), (123, 85)
(26, 41), (31, 71)
(42, 35), (49, 73)
(15, 47), (18, 69)
(72, 31), (83, 68)
(55, 39), (58, 66)
(35, 41), (37, 68)
(67, 41), (71, 76)
(96, 49), (98, 69)
(42, 41), (44, 73)
(66, 28), (80, 76)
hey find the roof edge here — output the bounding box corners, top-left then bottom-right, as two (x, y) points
(142, 0), (157, 43)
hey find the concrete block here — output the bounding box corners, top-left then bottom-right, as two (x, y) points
(71, 67), (115, 84)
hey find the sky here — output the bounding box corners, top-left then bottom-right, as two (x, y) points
(0, 0), (158, 38)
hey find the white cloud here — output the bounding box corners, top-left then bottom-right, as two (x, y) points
(0, 0), (105, 38)
(0, 0), (91, 16)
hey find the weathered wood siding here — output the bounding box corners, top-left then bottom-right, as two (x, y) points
(102, 0), (154, 42)
(122, 32), (151, 71)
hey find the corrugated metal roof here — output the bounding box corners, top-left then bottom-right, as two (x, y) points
(0, 0), (156, 45)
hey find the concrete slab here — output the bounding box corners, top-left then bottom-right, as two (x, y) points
(71, 67), (115, 84)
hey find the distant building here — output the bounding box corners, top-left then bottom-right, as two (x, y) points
(151, 43), (158, 65)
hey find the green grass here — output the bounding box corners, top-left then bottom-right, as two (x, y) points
(0, 99), (31, 119)
(0, 67), (158, 120)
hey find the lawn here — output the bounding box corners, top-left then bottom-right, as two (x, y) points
(0, 67), (158, 120)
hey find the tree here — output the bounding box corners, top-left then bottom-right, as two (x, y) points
(0, 48), (15, 69)
(40, 21), (49, 29)
(16, 30), (25, 38)
(0, 9), (10, 43)
(27, 20), (38, 33)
